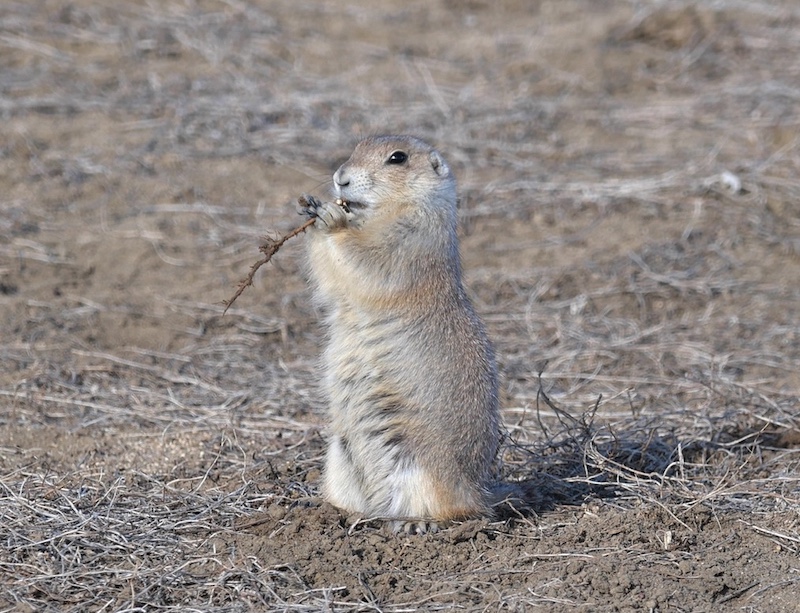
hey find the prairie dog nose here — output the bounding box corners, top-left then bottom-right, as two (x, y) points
(333, 167), (350, 187)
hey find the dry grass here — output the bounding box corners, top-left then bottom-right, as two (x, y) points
(1, 0), (799, 611)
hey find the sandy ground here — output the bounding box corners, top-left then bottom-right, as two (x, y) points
(1, 0), (799, 611)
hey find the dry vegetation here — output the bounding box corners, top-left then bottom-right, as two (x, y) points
(1, 0), (799, 611)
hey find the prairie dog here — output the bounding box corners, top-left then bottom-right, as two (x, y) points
(302, 135), (499, 533)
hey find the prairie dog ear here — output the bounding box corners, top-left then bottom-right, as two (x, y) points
(428, 150), (449, 177)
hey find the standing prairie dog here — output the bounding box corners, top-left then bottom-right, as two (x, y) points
(302, 135), (500, 533)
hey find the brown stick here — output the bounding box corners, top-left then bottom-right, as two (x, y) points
(222, 214), (316, 315)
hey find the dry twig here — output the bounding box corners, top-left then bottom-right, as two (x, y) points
(222, 196), (319, 314)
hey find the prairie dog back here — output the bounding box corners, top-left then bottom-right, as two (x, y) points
(302, 135), (499, 532)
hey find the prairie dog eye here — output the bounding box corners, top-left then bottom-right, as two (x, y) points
(386, 150), (408, 165)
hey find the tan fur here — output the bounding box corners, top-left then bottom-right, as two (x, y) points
(303, 136), (499, 532)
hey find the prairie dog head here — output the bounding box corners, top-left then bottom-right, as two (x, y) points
(332, 136), (457, 225)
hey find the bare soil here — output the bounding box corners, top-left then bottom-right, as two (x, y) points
(1, 1), (799, 611)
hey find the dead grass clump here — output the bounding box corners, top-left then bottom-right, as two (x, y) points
(500, 375), (800, 523)
(0, 468), (297, 612)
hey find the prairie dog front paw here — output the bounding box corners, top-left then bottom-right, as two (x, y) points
(299, 194), (350, 230)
